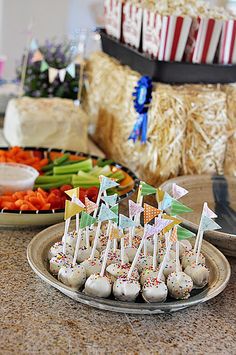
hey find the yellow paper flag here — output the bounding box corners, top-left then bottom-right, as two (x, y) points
(156, 188), (165, 204)
(65, 187), (80, 199)
(162, 214), (182, 233)
(110, 229), (125, 240)
(64, 200), (84, 220)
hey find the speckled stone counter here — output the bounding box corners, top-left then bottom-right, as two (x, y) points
(0, 227), (235, 355)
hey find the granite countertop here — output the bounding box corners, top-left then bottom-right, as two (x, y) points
(0, 226), (235, 355)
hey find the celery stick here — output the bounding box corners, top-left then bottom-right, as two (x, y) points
(36, 175), (73, 184)
(34, 179), (71, 190)
(73, 181), (100, 188)
(53, 159), (93, 175)
(77, 171), (99, 181)
(110, 170), (125, 182)
(72, 175), (99, 185)
(90, 165), (111, 177)
(53, 154), (70, 166)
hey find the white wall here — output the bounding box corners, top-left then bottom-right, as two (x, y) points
(0, 0), (103, 79)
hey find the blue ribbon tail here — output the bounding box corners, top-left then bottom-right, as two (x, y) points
(141, 113), (148, 144)
(128, 115), (143, 143)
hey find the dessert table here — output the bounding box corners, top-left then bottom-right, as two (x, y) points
(0, 226), (236, 354)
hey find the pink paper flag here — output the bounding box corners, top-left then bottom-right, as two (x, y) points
(203, 202), (217, 219)
(129, 200), (144, 219)
(85, 197), (98, 215)
(172, 183), (188, 200)
(31, 50), (44, 63)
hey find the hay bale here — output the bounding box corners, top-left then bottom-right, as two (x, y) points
(182, 86), (228, 175)
(222, 84), (236, 177)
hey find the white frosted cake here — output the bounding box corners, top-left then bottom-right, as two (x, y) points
(4, 97), (88, 152)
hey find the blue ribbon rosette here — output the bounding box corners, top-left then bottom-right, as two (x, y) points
(128, 76), (153, 144)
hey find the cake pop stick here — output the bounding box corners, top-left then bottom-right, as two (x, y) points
(90, 221), (102, 260)
(73, 229), (83, 266)
(128, 226), (147, 279)
(157, 234), (171, 281)
(153, 233), (158, 271)
(62, 218), (70, 255)
(100, 221), (113, 277)
(85, 226), (90, 249)
(175, 241), (181, 273)
(120, 234), (125, 265)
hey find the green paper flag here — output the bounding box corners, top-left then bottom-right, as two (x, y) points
(140, 182), (157, 196)
(40, 60), (49, 72)
(80, 211), (97, 229)
(111, 204), (119, 224)
(169, 200), (193, 215)
(177, 226), (196, 240)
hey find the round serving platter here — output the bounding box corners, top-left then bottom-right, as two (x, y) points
(0, 147), (139, 228)
(160, 175), (236, 257)
(27, 221), (231, 315)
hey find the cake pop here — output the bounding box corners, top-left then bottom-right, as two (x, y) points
(80, 258), (102, 277)
(140, 266), (165, 286)
(106, 263), (139, 283)
(100, 249), (129, 266)
(167, 271), (193, 299)
(172, 240), (192, 258)
(142, 278), (168, 303)
(84, 274), (112, 298)
(48, 241), (74, 260)
(136, 254), (153, 273)
(49, 253), (73, 275)
(77, 246), (99, 263)
(184, 263), (210, 289)
(181, 251), (205, 269)
(113, 276), (141, 302)
(58, 263), (86, 289)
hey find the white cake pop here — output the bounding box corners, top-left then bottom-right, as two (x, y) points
(61, 231), (76, 248)
(167, 271), (193, 300)
(91, 232), (108, 252)
(140, 266), (165, 286)
(80, 258), (102, 277)
(77, 246), (99, 263)
(84, 274), (112, 298)
(181, 251), (205, 269)
(184, 263), (210, 289)
(48, 241), (74, 260)
(106, 263), (139, 283)
(100, 249), (129, 266)
(49, 253), (73, 275)
(163, 259), (177, 278)
(142, 278), (168, 303)
(136, 254), (153, 273)
(172, 240), (192, 258)
(113, 276), (141, 302)
(58, 263), (86, 289)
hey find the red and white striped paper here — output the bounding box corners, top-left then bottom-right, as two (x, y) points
(104, 0), (123, 40)
(185, 17), (223, 64)
(122, 2), (143, 49)
(219, 19), (236, 64)
(158, 15), (192, 62)
(142, 9), (162, 58)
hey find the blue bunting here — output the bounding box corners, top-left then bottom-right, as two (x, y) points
(128, 76), (153, 144)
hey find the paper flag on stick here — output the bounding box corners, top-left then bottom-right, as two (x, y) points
(140, 181), (157, 196)
(119, 214), (136, 230)
(59, 68), (66, 82)
(203, 202), (217, 219)
(169, 200), (193, 215)
(156, 188), (165, 204)
(129, 200), (144, 219)
(40, 60), (49, 72)
(172, 183), (188, 200)
(111, 204), (119, 224)
(102, 194), (118, 207)
(79, 211), (97, 229)
(200, 215), (221, 232)
(177, 226), (195, 240)
(73, 197), (85, 208)
(100, 176), (119, 192)
(48, 67), (59, 83)
(110, 229), (125, 240)
(170, 226), (178, 244)
(31, 50), (44, 63)
(30, 38), (38, 51)
(65, 187), (80, 199)
(85, 197), (98, 215)
(98, 204), (118, 222)
(144, 203), (161, 224)
(144, 224), (158, 238)
(162, 215), (182, 233)
(64, 200), (84, 220)
(161, 192), (174, 210)
(66, 63), (76, 78)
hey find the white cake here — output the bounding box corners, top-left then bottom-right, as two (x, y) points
(4, 97), (88, 151)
